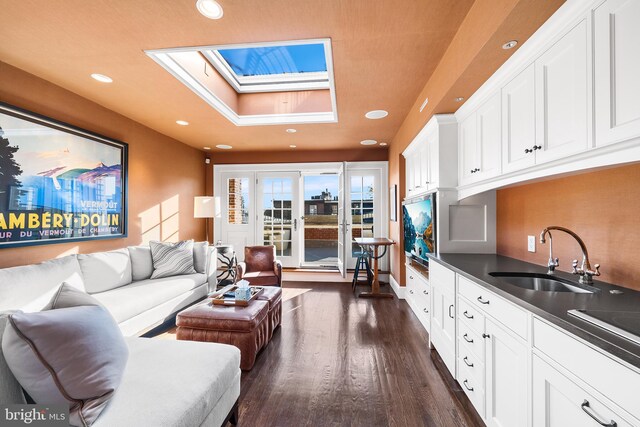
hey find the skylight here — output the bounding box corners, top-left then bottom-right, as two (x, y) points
(201, 41), (331, 93)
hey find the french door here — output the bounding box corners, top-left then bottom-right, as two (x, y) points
(346, 169), (382, 270)
(256, 173), (300, 268)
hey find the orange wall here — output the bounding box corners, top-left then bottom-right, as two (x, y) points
(0, 62), (207, 268)
(497, 163), (640, 291)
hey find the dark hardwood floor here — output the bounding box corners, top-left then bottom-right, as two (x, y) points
(234, 281), (483, 427)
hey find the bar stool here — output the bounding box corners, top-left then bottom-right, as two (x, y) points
(352, 249), (373, 293)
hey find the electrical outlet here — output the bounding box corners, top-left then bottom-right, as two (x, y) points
(528, 235), (536, 253)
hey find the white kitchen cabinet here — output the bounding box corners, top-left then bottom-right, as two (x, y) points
(429, 261), (457, 376)
(405, 263), (431, 333)
(485, 318), (528, 427)
(502, 64), (536, 173)
(535, 19), (589, 164)
(532, 355), (636, 427)
(460, 93), (502, 186)
(594, 0), (640, 147)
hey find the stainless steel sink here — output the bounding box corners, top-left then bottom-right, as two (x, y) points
(489, 272), (597, 293)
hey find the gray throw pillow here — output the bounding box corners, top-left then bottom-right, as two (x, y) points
(193, 241), (209, 274)
(43, 282), (104, 311)
(2, 306), (128, 426)
(149, 240), (197, 279)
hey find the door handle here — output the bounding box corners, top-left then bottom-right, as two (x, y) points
(293, 218), (297, 231)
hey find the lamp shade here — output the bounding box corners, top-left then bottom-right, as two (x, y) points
(194, 196), (216, 218)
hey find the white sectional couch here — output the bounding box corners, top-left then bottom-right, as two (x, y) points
(0, 243), (242, 427)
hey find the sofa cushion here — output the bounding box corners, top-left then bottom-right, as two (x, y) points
(150, 240), (197, 279)
(128, 245), (154, 281)
(43, 282), (104, 311)
(93, 337), (240, 427)
(2, 306), (128, 426)
(92, 273), (206, 324)
(0, 256), (85, 313)
(78, 249), (133, 294)
(243, 271), (279, 286)
(193, 241), (209, 274)
(0, 312), (26, 405)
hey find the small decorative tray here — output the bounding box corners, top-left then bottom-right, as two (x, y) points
(209, 284), (263, 307)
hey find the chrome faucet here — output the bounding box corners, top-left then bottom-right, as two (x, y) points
(540, 226), (600, 285)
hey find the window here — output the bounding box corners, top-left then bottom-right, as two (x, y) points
(202, 41), (330, 93)
(227, 178), (249, 224)
(331, 205), (338, 215)
(309, 205), (318, 215)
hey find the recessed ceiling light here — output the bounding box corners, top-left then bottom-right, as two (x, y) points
(455, 97), (465, 102)
(203, 146), (211, 150)
(380, 142), (388, 146)
(419, 97), (429, 112)
(502, 40), (518, 50)
(360, 140), (377, 146)
(289, 145), (297, 148)
(286, 128), (297, 133)
(365, 110), (388, 120)
(216, 144), (232, 150)
(176, 120), (189, 126)
(91, 73), (112, 83)
(196, 0), (223, 19)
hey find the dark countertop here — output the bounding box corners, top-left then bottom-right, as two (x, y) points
(425, 253), (640, 370)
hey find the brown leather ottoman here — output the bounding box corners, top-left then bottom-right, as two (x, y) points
(255, 286), (282, 340)
(176, 300), (269, 370)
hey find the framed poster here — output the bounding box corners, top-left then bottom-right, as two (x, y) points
(0, 103), (128, 248)
(389, 184), (397, 222)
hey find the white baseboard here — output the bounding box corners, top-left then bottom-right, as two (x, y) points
(390, 275), (405, 299)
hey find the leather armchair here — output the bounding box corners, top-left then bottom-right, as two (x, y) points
(236, 245), (282, 287)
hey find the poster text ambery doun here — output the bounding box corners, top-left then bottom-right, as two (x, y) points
(0, 211), (121, 240)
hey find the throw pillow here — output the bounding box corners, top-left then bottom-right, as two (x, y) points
(2, 306), (129, 427)
(43, 282), (104, 311)
(149, 240), (197, 279)
(193, 241), (209, 274)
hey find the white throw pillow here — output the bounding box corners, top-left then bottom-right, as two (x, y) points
(128, 245), (154, 281)
(78, 249), (132, 294)
(193, 241), (209, 274)
(2, 306), (128, 426)
(149, 240), (197, 279)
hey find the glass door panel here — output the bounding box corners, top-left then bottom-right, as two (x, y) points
(302, 174), (339, 267)
(346, 171), (379, 269)
(257, 173), (299, 267)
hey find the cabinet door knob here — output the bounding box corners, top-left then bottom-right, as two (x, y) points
(524, 148), (533, 154)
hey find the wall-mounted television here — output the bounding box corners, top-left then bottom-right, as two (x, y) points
(402, 193), (436, 267)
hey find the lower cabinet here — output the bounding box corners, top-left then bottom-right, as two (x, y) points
(429, 261), (457, 376)
(532, 355), (636, 427)
(405, 264), (431, 333)
(485, 318), (528, 427)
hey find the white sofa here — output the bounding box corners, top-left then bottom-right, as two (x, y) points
(0, 243), (241, 427)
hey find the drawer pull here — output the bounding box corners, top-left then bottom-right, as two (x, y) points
(448, 304), (455, 319)
(423, 290), (429, 295)
(410, 276), (414, 279)
(463, 356), (474, 367)
(409, 290), (414, 294)
(463, 379), (474, 392)
(423, 308), (429, 313)
(581, 400), (616, 427)
(482, 333), (490, 339)
(463, 333), (474, 343)
(463, 310), (474, 319)
(477, 296), (490, 305)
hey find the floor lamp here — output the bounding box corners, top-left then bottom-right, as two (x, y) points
(194, 196), (220, 243)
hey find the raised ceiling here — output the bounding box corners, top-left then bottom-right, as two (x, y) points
(0, 0), (474, 152)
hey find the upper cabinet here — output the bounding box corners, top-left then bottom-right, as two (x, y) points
(455, 0), (640, 199)
(403, 115), (457, 199)
(459, 93), (502, 186)
(502, 64), (537, 174)
(594, 0), (640, 147)
(535, 19), (589, 163)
